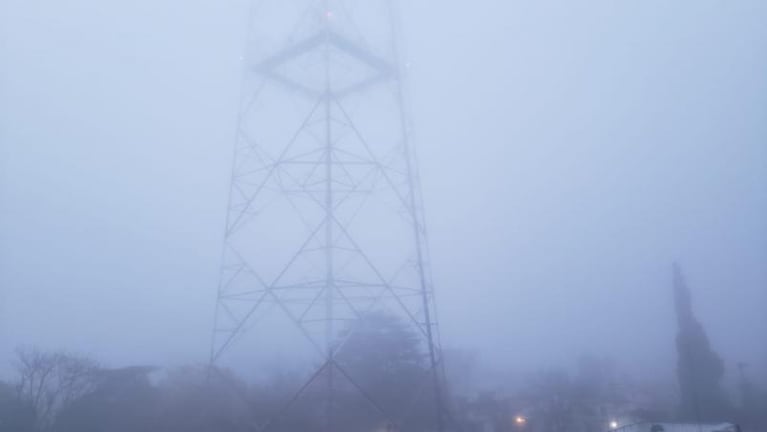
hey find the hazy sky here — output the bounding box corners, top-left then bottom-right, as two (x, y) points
(1, 0), (765, 385)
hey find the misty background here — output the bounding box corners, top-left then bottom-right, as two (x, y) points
(1, 0), (765, 390)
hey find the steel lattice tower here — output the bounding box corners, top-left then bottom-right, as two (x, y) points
(210, 1), (446, 431)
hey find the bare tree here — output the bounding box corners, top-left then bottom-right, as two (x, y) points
(14, 347), (100, 430)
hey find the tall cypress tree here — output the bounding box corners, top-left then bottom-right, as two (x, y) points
(673, 263), (731, 421)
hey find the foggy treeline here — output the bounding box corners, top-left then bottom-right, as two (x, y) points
(1, 269), (766, 432)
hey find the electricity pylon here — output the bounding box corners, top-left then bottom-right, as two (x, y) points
(210, 2), (446, 431)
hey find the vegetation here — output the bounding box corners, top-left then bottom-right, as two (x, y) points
(0, 312), (438, 432)
(1, 305), (764, 432)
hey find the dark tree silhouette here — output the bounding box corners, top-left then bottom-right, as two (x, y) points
(14, 347), (100, 431)
(252, 311), (435, 432)
(672, 263), (731, 422)
(54, 366), (158, 432)
(333, 311), (434, 432)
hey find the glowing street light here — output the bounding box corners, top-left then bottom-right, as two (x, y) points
(515, 416), (527, 426)
(610, 421), (619, 429)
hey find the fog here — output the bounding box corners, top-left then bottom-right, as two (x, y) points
(1, 0), (766, 420)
